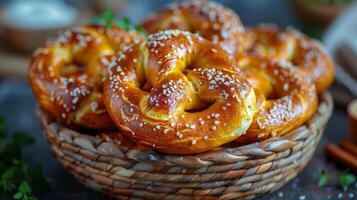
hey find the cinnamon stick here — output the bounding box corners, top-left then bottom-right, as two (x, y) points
(340, 140), (357, 157)
(325, 143), (357, 173)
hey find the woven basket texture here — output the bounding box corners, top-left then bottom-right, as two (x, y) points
(39, 92), (333, 200)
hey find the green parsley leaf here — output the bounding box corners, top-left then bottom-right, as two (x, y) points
(339, 172), (356, 191)
(18, 181), (31, 194)
(135, 25), (148, 37)
(319, 169), (329, 187)
(14, 181), (39, 200)
(90, 11), (147, 37)
(13, 191), (23, 199)
(103, 9), (115, 30)
(0, 167), (16, 192)
(117, 17), (131, 31)
(0, 115), (49, 199)
(2, 167), (15, 179)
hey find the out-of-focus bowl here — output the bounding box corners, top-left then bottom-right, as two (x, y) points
(293, 0), (350, 27)
(2, 0), (78, 53)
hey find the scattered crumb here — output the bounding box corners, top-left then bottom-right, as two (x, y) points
(298, 195), (306, 200)
(338, 193), (343, 199)
(278, 192), (283, 198)
(349, 193), (354, 198)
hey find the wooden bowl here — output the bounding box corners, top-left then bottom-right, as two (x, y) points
(38, 92), (333, 200)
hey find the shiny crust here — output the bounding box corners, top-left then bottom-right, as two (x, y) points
(103, 30), (257, 154)
(28, 25), (143, 129)
(236, 56), (318, 143)
(141, 1), (334, 93)
(141, 0), (245, 56)
(242, 25), (335, 92)
(29, 0), (335, 154)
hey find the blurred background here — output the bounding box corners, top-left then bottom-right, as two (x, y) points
(0, 0), (356, 107)
(0, 0), (357, 199)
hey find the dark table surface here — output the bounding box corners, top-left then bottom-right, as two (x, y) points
(0, 0), (356, 199)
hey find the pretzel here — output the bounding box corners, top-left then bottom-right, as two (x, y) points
(235, 56), (318, 143)
(242, 25), (335, 92)
(141, 0), (334, 92)
(103, 30), (257, 154)
(140, 0), (245, 57)
(28, 24), (143, 129)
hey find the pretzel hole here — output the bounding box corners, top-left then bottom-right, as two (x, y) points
(61, 62), (86, 77)
(185, 100), (214, 113)
(184, 73), (216, 113)
(140, 81), (153, 92)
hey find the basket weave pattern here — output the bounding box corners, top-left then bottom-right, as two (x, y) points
(39, 92), (333, 200)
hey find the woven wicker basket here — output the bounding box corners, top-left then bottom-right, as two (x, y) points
(38, 92), (333, 200)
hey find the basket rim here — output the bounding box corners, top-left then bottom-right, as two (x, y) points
(38, 92), (333, 167)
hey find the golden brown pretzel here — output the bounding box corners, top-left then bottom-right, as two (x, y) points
(242, 25), (335, 93)
(29, 24), (143, 129)
(104, 30), (257, 154)
(235, 56), (318, 143)
(140, 0), (245, 57)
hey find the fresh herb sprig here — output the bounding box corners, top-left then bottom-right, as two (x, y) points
(0, 116), (49, 200)
(339, 171), (356, 191)
(91, 10), (147, 37)
(318, 169), (329, 187)
(318, 168), (356, 191)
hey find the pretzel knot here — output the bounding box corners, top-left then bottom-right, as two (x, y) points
(235, 56), (318, 143)
(141, 1), (334, 93)
(141, 0), (245, 57)
(29, 25), (143, 129)
(104, 30), (256, 154)
(242, 26), (335, 92)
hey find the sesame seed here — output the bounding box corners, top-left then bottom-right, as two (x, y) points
(164, 128), (169, 134)
(211, 126), (217, 131)
(176, 131), (183, 138)
(90, 101), (98, 111)
(283, 83), (289, 91)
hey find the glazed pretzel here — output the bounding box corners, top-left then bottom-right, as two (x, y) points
(141, 0), (334, 93)
(29, 24), (143, 129)
(242, 25), (335, 92)
(235, 56), (318, 143)
(141, 0), (245, 57)
(104, 30), (257, 154)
